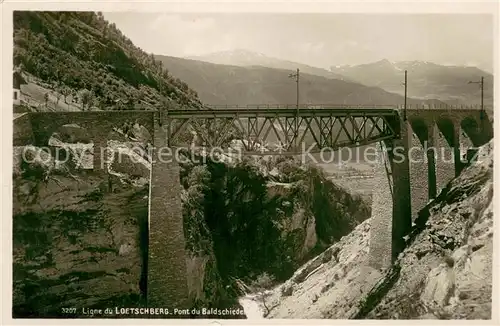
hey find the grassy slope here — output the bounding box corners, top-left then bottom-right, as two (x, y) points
(13, 11), (202, 111)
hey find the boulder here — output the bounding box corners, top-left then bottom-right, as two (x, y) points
(421, 264), (456, 308)
(110, 150), (150, 178)
(129, 124), (152, 144)
(52, 124), (92, 144)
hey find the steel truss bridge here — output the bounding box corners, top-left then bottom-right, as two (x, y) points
(162, 106), (403, 154)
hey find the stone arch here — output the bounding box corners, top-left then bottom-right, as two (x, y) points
(409, 117), (430, 146)
(435, 117), (455, 147)
(460, 116), (482, 147)
(30, 111), (155, 147)
(30, 113), (94, 147)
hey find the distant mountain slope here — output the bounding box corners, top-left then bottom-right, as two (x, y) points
(157, 55), (443, 106)
(187, 49), (348, 81)
(13, 11), (203, 111)
(330, 59), (494, 106)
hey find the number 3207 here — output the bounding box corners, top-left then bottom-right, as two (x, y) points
(62, 308), (77, 313)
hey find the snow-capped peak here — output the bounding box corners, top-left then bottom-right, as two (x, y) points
(207, 49), (268, 59)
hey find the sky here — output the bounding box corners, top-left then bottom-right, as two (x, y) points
(104, 13), (494, 72)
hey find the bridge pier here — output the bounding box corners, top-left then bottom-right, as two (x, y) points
(408, 122), (430, 222)
(389, 133), (412, 260)
(456, 121), (479, 174)
(433, 123), (456, 195)
(453, 124), (464, 177)
(426, 124), (438, 200)
(367, 142), (393, 269)
(147, 123), (190, 309)
(368, 125), (411, 269)
(368, 113), (490, 270)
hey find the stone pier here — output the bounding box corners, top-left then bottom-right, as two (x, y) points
(147, 122), (190, 308)
(408, 121), (430, 222)
(368, 121), (412, 269)
(433, 122), (457, 195)
(369, 111), (492, 270)
(389, 124), (412, 260)
(368, 142), (394, 269)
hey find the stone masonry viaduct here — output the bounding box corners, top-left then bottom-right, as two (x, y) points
(13, 106), (493, 309)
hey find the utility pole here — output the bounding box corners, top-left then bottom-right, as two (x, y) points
(288, 68), (300, 151)
(403, 70), (408, 120)
(468, 76), (485, 120)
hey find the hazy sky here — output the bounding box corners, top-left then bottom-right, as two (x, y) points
(104, 13), (494, 71)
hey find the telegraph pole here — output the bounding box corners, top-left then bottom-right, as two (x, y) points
(468, 76), (485, 120)
(288, 68), (300, 150)
(403, 70), (407, 120)
(480, 76), (484, 113)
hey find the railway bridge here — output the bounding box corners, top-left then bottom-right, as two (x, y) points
(13, 104), (493, 309)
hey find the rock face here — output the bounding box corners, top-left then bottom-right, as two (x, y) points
(264, 219), (377, 318)
(180, 154), (371, 290)
(260, 140), (493, 320)
(109, 143), (150, 178)
(12, 171), (148, 317)
(12, 141), (373, 317)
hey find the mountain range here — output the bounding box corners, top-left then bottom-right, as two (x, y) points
(330, 59), (493, 106)
(187, 49), (347, 80)
(157, 55), (443, 107)
(168, 49), (492, 107)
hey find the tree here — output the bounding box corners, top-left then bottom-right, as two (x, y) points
(249, 272), (278, 317)
(61, 86), (71, 104)
(80, 89), (94, 111)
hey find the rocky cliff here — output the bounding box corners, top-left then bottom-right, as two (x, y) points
(13, 143), (150, 317)
(12, 131), (370, 317)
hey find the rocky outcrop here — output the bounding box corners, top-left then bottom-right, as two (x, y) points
(12, 140), (373, 317)
(181, 154), (371, 289)
(109, 142), (150, 178)
(262, 219), (377, 318)
(12, 171), (148, 317)
(12, 145), (219, 316)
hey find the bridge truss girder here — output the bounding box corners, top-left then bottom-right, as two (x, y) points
(165, 111), (400, 155)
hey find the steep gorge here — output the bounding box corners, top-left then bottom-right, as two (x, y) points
(12, 134), (371, 317)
